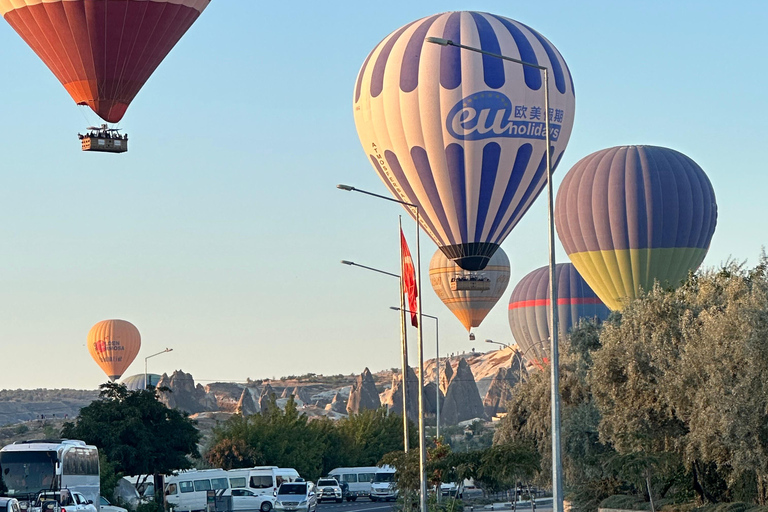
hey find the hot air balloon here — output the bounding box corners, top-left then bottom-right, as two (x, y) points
(555, 145), (718, 310)
(1, 0), (210, 150)
(121, 373), (161, 391)
(430, 246), (510, 332)
(87, 319), (141, 381)
(354, 11), (575, 271)
(508, 263), (610, 366)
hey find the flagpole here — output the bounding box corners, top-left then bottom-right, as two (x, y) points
(415, 208), (427, 512)
(399, 216), (410, 453)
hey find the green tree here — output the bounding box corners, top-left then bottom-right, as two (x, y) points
(61, 383), (200, 480)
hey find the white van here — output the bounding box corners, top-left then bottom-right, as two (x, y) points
(245, 467), (300, 498)
(165, 469), (252, 512)
(369, 466), (397, 502)
(327, 467), (378, 501)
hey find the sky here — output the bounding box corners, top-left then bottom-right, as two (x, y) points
(0, 1), (765, 390)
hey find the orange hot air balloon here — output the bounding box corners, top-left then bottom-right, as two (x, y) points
(87, 319), (141, 381)
(0, 0), (211, 123)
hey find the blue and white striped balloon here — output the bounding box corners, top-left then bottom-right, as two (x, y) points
(354, 11), (575, 270)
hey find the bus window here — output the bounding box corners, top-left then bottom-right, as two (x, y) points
(359, 473), (375, 483)
(342, 474), (357, 483)
(166, 484), (178, 495)
(250, 476), (273, 489)
(229, 478), (246, 488)
(211, 478), (228, 490)
(276, 477), (284, 487)
(194, 480), (212, 492)
(180, 482), (194, 493)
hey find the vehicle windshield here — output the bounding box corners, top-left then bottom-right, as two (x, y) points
(317, 480), (336, 487)
(278, 484), (307, 495)
(0, 451), (57, 497)
(373, 473), (395, 483)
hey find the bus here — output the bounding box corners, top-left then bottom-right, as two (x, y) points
(164, 467), (299, 512)
(0, 440), (99, 507)
(327, 467), (378, 500)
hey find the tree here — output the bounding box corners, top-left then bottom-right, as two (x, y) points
(61, 383), (200, 479)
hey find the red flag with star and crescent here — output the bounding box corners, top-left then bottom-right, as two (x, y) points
(400, 228), (418, 327)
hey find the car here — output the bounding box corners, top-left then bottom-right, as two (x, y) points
(274, 482), (316, 512)
(98, 497), (126, 512)
(0, 498), (21, 512)
(32, 491), (97, 512)
(315, 479), (342, 503)
(217, 488), (275, 512)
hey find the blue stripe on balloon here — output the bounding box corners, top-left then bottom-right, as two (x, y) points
(411, 146), (457, 245)
(486, 143), (532, 240)
(355, 48), (375, 103)
(488, 14), (542, 91)
(527, 29), (567, 94)
(383, 151), (444, 240)
(440, 12), (462, 90)
(470, 12), (505, 89)
(371, 20), (418, 98)
(475, 142), (501, 241)
(493, 148), (563, 244)
(445, 144), (468, 243)
(400, 15), (440, 93)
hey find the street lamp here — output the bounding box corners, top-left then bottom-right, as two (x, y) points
(426, 37), (563, 512)
(391, 307), (440, 440)
(145, 348), (172, 389)
(338, 184), (428, 512)
(340, 258), (410, 452)
(485, 339), (510, 349)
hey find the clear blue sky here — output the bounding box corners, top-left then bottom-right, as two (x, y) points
(0, 1), (765, 389)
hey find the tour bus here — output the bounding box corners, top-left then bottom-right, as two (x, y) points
(327, 467), (378, 500)
(165, 467), (299, 512)
(0, 440), (100, 508)
(369, 466), (397, 502)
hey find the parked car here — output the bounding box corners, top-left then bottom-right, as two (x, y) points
(315, 478), (342, 503)
(33, 491), (97, 512)
(217, 488), (274, 512)
(98, 497), (127, 512)
(274, 482), (316, 512)
(0, 498), (21, 512)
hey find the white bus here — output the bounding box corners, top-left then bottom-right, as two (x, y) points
(165, 467), (299, 512)
(327, 467), (378, 501)
(0, 440), (99, 507)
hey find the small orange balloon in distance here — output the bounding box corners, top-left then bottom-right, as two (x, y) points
(87, 319), (141, 382)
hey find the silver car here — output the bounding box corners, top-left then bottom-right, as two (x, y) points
(273, 483), (316, 512)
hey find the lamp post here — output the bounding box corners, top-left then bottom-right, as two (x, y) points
(391, 307), (440, 440)
(144, 348), (172, 389)
(341, 259), (410, 452)
(485, 339), (510, 349)
(338, 184), (428, 512)
(425, 37), (563, 512)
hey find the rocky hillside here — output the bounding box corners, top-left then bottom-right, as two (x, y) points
(0, 349), (525, 429)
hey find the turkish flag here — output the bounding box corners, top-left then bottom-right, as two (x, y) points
(401, 229), (418, 327)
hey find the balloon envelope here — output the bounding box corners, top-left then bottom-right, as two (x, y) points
(555, 145), (718, 310)
(1, 0), (211, 123)
(430, 246), (510, 331)
(120, 373), (161, 390)
(508, 263), (610, 366)
(354, 11), (575, 271)
(87, 319), (141, 381)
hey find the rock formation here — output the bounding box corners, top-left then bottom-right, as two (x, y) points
(281, 387), (295, 399)
(347, 368), (381, 414)
(156, 370), (218, 414)
(423, 382), (443, 415)
(441, 358), (485, 425)
(259, 383), (277, 412)
(482, 359), (523, 417)
(381, 366), (419, 421)
(236, 387), (260, 416)
(294, 387), (312, 403)
(440, 360), (454, 393)
(327, 392), (347, 414)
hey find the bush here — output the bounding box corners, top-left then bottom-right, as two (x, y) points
(599, 495), (646, 510)
(136, 502), (163, 512)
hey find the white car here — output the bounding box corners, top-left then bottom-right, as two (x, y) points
(217, 488), (275, 512)
(33, 491), (97, 512)
(274, 482), (316, 512)
(98, 497), (127, 512)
